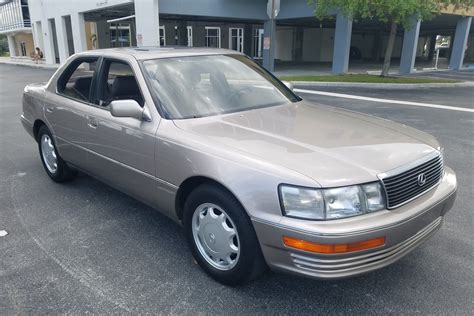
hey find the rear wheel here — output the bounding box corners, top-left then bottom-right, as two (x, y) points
(37, 125), (76, 182)
(183, 184), (267, 285)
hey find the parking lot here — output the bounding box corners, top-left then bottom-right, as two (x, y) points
(0, 64), (473, 314)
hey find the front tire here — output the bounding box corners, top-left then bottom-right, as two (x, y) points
(183, 184), (267, 285)
(37, 125), (76, 182)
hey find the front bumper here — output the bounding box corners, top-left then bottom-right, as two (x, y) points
(252, 167), (457, 280)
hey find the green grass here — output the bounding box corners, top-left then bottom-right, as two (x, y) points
(279, 74), (461, 84)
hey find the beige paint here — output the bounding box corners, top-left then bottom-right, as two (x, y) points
(85, 21), (94, 50)
(21, 48), (458, 282)
(14, 32), (35, 57)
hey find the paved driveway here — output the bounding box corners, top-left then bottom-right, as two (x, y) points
(412, 68), (474, 82)
(1, 64), (473, 314)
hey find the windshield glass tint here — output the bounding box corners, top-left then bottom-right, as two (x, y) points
(142, 54), (299, 119)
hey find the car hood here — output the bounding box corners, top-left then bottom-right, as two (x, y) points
(173, 101), (440, 187)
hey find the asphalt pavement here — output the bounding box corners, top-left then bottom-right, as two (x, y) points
(1, 64), (473, 314)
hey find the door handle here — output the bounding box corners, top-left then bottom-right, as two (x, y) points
(46, 107), (53, 113)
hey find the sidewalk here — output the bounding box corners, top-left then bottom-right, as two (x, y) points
(0, 57), (59, 70)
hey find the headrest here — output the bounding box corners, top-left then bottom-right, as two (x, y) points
(73, 76), (92, 92)
(111, 76), (139, 97)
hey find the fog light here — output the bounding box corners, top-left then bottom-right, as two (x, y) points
(282, 236), (386, 254)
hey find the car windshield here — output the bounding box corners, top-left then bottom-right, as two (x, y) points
(142, 54), (300, 119)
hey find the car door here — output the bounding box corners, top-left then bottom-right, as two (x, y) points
(44, 56), (99, 168)
(83, 56), (161, 207)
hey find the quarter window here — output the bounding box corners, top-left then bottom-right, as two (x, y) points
(57, 58), (98, 102)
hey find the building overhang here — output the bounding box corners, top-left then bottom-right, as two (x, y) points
(0, 27), (32, 35)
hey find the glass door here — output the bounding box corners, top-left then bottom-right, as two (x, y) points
(229, 27), (244, 53)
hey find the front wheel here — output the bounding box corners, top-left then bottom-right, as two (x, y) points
(183, 184), (267, 285)
(37, 125), (76, 182)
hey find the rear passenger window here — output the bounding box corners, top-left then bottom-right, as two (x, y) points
(57, 58), (98, 102)
(99, 60), (144, 107)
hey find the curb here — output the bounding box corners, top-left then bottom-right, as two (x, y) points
(0, 60), (59, 70)
(289, 81), (474, 89)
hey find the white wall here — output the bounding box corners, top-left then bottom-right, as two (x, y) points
(28, 0), (135, 64)
(275, 27), (293, 61)
(302, 28), (335, 62)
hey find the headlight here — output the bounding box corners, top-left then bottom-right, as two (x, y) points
(279, 182), (385, 220)
(279, 185), (325, 220)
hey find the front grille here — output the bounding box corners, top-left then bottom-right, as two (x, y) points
(381, 153), (444, 209)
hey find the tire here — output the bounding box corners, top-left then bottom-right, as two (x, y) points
(37, 125), (76, 183)
(183, 184), (267, 285)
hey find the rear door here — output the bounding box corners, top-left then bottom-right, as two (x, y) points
(44, 56), (99, 168)
(83, 57), (160, 206)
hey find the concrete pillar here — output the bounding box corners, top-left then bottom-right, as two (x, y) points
(332, 13), (352, 74)
(70, 12), (87, 53)
(134, 0), (160, 46)
(399, 16), (421, 75)
(262, 19), (276, 72)
(34, 21), (45, 53)
(55, 16), (70, 63)
(43, 19), (55, 64)
(7, 34), (16, 57)
(449, 16), (472, 70)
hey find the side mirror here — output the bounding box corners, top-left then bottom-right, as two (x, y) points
(110, 100), (151, 121)
(282, 80), (294, 92)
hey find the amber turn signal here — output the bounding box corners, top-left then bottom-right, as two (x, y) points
(282, 236), (386, 254)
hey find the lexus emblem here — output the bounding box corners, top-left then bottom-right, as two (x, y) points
(417, 173), (427, 186)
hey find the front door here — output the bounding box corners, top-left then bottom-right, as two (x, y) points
(229, 28), (244, 53)
(84, 57), (159, 206)
(45, 56), (99, 168)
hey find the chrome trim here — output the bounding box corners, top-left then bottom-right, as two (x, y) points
(378, 151), (440, 179)
(289, 217), (442, 275)
(378, 151), (443, 209)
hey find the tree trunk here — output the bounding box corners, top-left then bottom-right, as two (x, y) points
(381, 20), (397, 77)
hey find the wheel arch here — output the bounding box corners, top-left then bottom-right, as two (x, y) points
(175, 175), (246, 221)
(33, 119), (47, 142)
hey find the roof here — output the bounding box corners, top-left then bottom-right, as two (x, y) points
(78, 46), (242, 60)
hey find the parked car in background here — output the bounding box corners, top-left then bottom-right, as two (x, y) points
(21, 47), (457, 285)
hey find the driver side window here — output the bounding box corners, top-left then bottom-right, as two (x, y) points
(99, 60), (144, 107)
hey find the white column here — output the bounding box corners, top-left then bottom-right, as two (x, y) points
(34, 21), (45, 53)
(134, 0), (160, 46)
(332, 13), (353, 74)
(399, 16), (421, 75)
(71, 12), (87, 53)
(449, 16), (472, 70)
(55, 16), (70, 63)
(7, 34), (17, 57)
(43, 19), (55, 64)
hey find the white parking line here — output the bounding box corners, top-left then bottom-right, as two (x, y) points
(294, 88), (474, 113)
